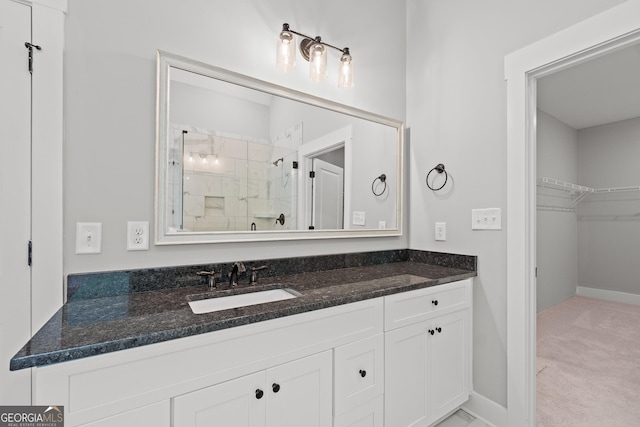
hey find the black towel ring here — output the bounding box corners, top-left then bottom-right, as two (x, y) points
(371, 174), (387, 196)
(426, 163), (448, 191)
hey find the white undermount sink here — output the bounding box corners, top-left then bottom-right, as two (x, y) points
(188, 288), (300, 314)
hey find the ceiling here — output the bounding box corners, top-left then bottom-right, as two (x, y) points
(537, 43), (640, 130)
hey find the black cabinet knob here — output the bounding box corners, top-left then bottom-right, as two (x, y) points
(436, 327), (442, 333)
(272, 383), (280, 393)
(428, 329), (435, 335)
(255, 389), (264, 399)
(432, 300), (438, 306)
(359, 369), (367, 378)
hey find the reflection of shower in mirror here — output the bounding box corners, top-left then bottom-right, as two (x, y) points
(272, 157), (284, 167)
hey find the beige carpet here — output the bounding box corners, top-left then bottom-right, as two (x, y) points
(537, 296), (640, 426)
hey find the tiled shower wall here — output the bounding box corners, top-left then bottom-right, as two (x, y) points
(168, 124), (301, 232)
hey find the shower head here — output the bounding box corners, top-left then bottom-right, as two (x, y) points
(272, 158), (284, 166)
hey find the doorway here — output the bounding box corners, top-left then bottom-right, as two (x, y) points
(298, 126), (352, 230)
(505, 3), (640, 425)
(535, 42), (640, 424)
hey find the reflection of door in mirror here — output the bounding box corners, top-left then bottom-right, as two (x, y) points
(299, 126), (352, 230)
(311, 158), (344, 230)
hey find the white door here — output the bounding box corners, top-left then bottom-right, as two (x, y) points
(385, 322), (430, 427)
(266, 351), (333, 427)
(0, 0), (33, 404)
(428, 310), (469, 419)
(173, 371), (267, 427)
(312, 159), (344, 230)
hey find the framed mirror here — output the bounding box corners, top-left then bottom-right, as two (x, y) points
(155, 50), (404, 244)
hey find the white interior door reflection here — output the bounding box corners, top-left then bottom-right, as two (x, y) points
(299, 126), (352, 230)
(311, 158), (344, 230)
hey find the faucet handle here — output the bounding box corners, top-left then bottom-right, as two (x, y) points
(196, 270), (215, 277)
(249, 265), (268, 284)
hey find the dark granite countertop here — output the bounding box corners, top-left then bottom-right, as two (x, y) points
(11, 251), (476, 371)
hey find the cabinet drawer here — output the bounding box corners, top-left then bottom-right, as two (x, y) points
(334, 334), (384, 415)
(384, 279), (471, 331)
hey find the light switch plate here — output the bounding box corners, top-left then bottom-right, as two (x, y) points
(76, 222), (102, 254)
(471, 208), (502, 230)
(435, 222), (446, 241)
(352, 211), (366, 226)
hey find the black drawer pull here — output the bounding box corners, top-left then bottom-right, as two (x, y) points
(359, 369), (367, 378)
(255, 389), (264, 399)
(272, 383), (280, 393)
(436, 327), (442, 333)
(428, 329), (435, 335)
(432, 300), (439, 306)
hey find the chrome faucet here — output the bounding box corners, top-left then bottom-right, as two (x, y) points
(229, 262), (246, 287)
(197, 270), (219, 290)
(249, 265), (268, 285)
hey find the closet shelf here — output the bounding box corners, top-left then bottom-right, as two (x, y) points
(537, 177), (640, 212)
(537, 177), (594, 194)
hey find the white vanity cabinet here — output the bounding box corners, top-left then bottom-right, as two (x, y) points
(173, 351), (332, 427)
(32, 298), (383, 427)
(384, 279), (473, 427)
(30, 278), (473, 427)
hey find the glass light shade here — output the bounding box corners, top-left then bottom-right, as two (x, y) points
(338, 51), (354, 89)
(276, 30), (296, 73)
(309, 42), (327, 82)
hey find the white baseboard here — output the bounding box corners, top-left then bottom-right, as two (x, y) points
(576, 286), (640, 306)
(462, 391), (507, 427)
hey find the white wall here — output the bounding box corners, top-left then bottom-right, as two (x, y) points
(63, 0), (407, 275)
(536, 110), (579, 312)
(406, 0), (627, 408)
(577, 116), (640, 295)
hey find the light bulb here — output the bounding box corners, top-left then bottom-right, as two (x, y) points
(338, 49), (354, 89)
(276, 26), (295, 73)
(309, 41), (327, 82)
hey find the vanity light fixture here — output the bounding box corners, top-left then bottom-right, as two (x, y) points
(276, 23), (354, 89)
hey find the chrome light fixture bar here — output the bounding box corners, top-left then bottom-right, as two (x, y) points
(276, 23), (354, 89)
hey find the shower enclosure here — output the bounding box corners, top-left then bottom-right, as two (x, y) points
(167, 124), (300, 232)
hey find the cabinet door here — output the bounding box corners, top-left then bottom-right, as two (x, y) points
(385, 310), (471, 427)
(79, 401), (170, 427)
(266, 350), (332, 427)
(173, 371), (266, 427)
(428, 310), (470, 419)
(385, 322), (429, 427)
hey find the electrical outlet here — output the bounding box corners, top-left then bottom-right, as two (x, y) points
(435, 222), (446, 241)
(352, 211), (366, 226)
(471, 208), (502, 230)
(76, 222), (102, 254)
(127, 221), (149, 251)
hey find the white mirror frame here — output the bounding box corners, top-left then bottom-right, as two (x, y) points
(155, 50), (404, 245)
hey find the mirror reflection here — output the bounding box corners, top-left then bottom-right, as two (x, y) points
(156, 51), (403, 243)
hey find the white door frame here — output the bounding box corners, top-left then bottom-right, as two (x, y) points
(298, 126), (353, 230)
(505, 2), (640, 426)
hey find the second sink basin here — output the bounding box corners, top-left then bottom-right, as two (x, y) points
(188, 287), (300, 314)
